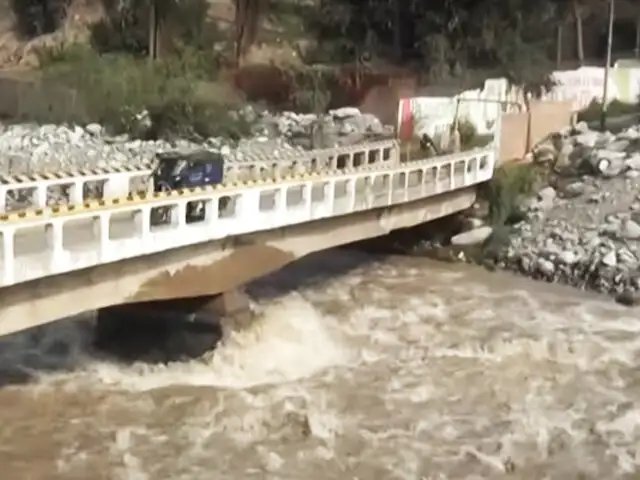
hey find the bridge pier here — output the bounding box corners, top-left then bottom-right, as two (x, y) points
(93, 290), (251, 363)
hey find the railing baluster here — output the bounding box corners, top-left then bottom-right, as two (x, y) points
(45, 222), (64, 267)
(0, 144), (497, 287)
(2, 229), (15, 285)
(96, 213), (111, 261)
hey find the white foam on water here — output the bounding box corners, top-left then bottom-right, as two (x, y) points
(110, 428), (151, 480)
(5, 256), (640, 478)
(74, 292), (351, 391)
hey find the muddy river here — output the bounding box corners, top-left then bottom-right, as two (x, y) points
(0, 250), (639, 479)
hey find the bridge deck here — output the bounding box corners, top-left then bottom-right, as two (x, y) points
(5, 173), (465, 277)
(0, 146), (494, 288)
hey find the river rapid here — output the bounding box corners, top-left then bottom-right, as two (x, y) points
(0, 249), (639, 479)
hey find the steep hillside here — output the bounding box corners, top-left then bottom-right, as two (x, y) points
(0, 0), (308, 69)
(0, 0), (107, 68)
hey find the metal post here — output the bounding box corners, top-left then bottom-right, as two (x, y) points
(600, 0), (615, 131)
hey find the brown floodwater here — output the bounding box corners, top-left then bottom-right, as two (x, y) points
(0, 250), (639, 479)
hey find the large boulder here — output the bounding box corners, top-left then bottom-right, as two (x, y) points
(450, 226), (493, 246)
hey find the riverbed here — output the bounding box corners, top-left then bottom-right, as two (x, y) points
(0, 250), (638, 479)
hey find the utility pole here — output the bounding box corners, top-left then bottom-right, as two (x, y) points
(635, 16), (640, 58)
(600, 0), (614, 131)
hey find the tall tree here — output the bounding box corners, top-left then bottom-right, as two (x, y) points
(552, 0), (573, 67)
(10, 0), (72, 38)
(234, 0), (261, 65)
(635, 14), (640, 57)
(572, 0), (585, 65)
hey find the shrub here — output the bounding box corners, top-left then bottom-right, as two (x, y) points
(35, 46), (249, 140)
(285, 67), (333, 113)
(34, 42), (94, 68)
(457, 119), (477, 149)
(452, 118), (494, 151)
(480, 163), (538, 227)
(577, 99), (638, 125)
(89, 0), (226, 68)
(477, 163), (540, 258)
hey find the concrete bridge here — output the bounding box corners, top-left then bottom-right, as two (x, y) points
(0, 139), (497, 337)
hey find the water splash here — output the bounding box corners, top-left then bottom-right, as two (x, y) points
(1, 253), (640, 479)
(71, 293), (351, 391)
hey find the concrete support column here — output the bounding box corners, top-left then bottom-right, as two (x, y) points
(201, 289), (251, 318)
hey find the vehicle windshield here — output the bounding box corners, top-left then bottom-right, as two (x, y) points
(155, 159), (187, 178)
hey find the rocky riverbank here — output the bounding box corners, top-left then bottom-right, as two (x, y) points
(462, 122), (640, 304)
(0, 106), (390, 175)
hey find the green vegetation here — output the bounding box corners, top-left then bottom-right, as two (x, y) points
(9, 0), (254, 140)
(482, 164), (539, 227)
(33, 43), (250, 140)
(457, 119), (495, 151)
(477, 163), (541, 257)
(577, 99), (640, 124)
(6, 0), (639, 139)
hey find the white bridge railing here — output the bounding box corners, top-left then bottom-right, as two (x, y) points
(0, 140), (399, 213)
(0, 146), (495, 287)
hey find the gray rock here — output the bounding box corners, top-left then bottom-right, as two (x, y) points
(536, 258), (555, 276)
(574, 131), (599, 148)
(464, 217), (485, 230)
(589, 150), (626, 177)
(572, 121), (590, 134)
(617, 219), (640, 240)
(617, 247), (637, 265)
(601, 250), (617, 267)
(533, 144), (557, 165)
(450, 226), (493, 246)
(556, 142), (575, 168)
(85, 123), (103, 136)
(561, 181), (586, 198)
(537, 186), (556, 209)
(605, 139), (630, 152)
(615, 289), (640, 306)
(488, 123), (640, 299)
(625, 154), (640, 171)
(558, 250), (579, 264)
(329, 107), (361, 119)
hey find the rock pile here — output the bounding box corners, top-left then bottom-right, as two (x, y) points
(254, 106), (391, 150)
(0, 107), (392, 176)
(491, 122), (640, 303)
(531, 120), (640, 177)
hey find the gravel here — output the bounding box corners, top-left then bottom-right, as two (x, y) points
(0, 106), (392, 211)
(487, 122), (640, 304)
(0, 106), (392, 175)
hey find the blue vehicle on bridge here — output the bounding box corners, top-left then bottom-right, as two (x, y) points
(151, 150), (227, 224)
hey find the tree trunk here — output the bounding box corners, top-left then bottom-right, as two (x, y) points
(234, 0), (261, 66)
(149, 0), (158, 61)
(635, 16), (640, 58)
(556, 24), (563, 67)
(572, 0), (584, 65)
(392, 0), (402, 62)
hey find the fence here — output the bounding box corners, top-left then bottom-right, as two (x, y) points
(396, 63), (640, 164)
